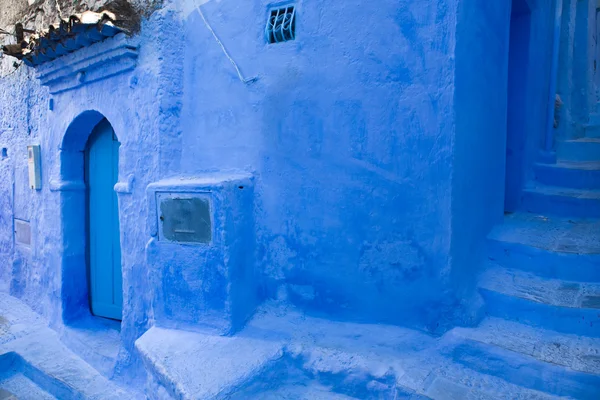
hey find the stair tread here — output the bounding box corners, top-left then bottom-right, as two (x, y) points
(524, 184), (600, 199)
(444, 334), (600, 398)
(424, 361), (562, 400)
(480, 265), (600, 309)
(135, 326), (285, 400)
(451, 317), (600, 375)
(537, 161), (600, 170)
(565, 137), (600, 143)
(489, 213), (600, 254)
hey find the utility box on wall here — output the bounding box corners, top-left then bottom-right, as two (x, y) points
(14, 219), (31, 246)
(146, 173), (257, 335)
(158, 193), (212, 244)
(27, 145), (41, 190)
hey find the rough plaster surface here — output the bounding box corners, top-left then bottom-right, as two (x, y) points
(0, 0), (599, 398)
(180, 0), (459, 332)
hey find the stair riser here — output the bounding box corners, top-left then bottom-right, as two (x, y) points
(589, 113), (600, 125)
(487, 239), (600, 282)
(534, 165), (600, 190)
(5, 353), (81, 400)
(59, 330), (117, 379)
(480, 289), (600, 338)
(521, 190), (600, 218)
(585, 124), (600, 139)
(557, 141), (600, 162)
(449, 340), (600, 399)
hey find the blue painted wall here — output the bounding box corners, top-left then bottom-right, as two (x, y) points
(452, 0), (512, 321)
(506, 3), (532, 212)
(451, 0), (556, 321)
(0, 0), (573, 390)
(179, 0), (459, 332)
(557, 0), (597, 140)
(0, 8), (183, 384)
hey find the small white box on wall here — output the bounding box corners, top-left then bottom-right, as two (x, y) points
(27, 145), (41, 190)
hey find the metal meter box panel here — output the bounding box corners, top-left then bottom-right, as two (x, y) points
(14, 219), (31, 246)
(157, 192), (212, 244)
(27, 145), (42, 190)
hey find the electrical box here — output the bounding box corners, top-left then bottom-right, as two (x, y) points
(157, 193), (212, 244)
(14, 219), (31, 246)
(27, 145), (41, 190)
(146, 174), (257, 334)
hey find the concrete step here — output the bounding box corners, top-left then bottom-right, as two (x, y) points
(451, 317), (600, 375)
(424, 377), (556, 399)
(135, 326), (285, 400)
(521, 184), (600, 218)
(588, 112), (600, 126)
(584, 124), (600, 138)
(487, 213), (600, 282)
(558, 138), (600, 161)
(0, 331), (132, 400)
(0, 293), (136, 400)
(445, 334), (600, 399)
(58, 317), (120, 379)
(534, 161), (600, 189)
(419, 358), (560, 400)
(230, 383), (363, 400)
(229, 331), (559, 400)
(479, 266), (600, 337)
(0, 360), (58, 400)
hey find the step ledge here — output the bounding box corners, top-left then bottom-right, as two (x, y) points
(524, 184), (600, 200)
(565, 138), (600, 143)
(445, 336), (600, 398)
(487, 213), (600, 255)
(135, 326), (285, 400)
(479, 266), (600, 310)
(536, 161), (600, 171)
(450, 317), (600, 376)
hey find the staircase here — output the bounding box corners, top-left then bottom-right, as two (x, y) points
(461, 121), (600, 398)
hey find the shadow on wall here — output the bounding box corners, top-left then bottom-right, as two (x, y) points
(505, 0), (532, 213)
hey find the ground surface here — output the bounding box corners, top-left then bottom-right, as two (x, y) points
(2, 215), (600, 400)
(0, 293), (132, 399)
(0, 298), (598, 399)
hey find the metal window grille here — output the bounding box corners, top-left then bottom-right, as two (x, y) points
(266, 6), (296, 44)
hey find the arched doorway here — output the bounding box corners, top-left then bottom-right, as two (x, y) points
(85, 119), (123, 320)
(58, 111), (123, 323)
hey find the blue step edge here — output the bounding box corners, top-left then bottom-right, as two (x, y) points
(479, 288), (600, 338)
(538, 149), (557, 164)
(448, 339), (600, 399)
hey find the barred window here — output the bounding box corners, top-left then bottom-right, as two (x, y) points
(266, 6), (296, 44)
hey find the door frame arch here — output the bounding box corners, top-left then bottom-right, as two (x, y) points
(58, 110), (123, 323)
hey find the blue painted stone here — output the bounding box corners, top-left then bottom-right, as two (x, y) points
(0, 0), (598, 398)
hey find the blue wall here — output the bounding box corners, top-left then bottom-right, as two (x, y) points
(179, 0), (459, 332)
(556, 0), (596, 140)
(451, 0), (555, 321)
(452, 0), (512, 313)
(506, 4), (532, 212)
(0, 0), (567, 389)
(0, 7), (187, 384)
(571, 0), (596, 128)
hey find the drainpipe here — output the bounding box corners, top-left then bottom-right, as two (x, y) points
(544, 0), (563, 153)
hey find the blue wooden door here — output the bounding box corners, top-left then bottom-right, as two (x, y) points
(86, 119), (122, 320)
